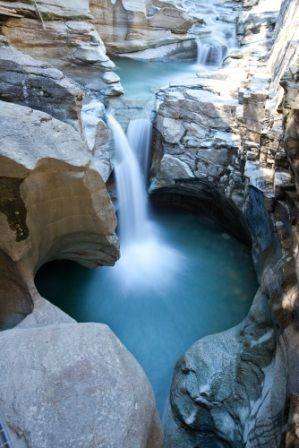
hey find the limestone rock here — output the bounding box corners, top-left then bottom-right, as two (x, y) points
(156, 116), (185, 144)
(0, 41), (83, 125)
(2, 17), (120, 95)
(117, 38), (197, 61)
(0, 0), (91, 20)
(147, 3), (197, 34)
(90, 0), (199, 60)
(165, 287), (287, 447)
(0, 100), (119, 273)
(0, 250), (33, 330)
(152, 154), (194, 189)
(0, 323), (162, 448)
(152, 86), (241, 195)
(102, 71), (121, 84)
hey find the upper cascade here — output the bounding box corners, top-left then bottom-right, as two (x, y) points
(107, 114), (149, 244)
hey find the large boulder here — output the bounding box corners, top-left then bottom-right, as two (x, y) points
(164, 290), (287, 448)
(0, 322), (162, 448)
(0, 100), (118, 273)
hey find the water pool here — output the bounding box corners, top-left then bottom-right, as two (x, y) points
(113, 57), (203, 100)
(36, 208), (258, 416)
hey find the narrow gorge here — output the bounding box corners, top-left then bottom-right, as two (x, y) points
(0, 0), (298, 447)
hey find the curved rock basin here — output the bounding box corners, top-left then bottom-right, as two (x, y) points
(36, 208), (258, 415)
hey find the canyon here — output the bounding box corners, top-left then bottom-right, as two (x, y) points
(0, 0), (298, 447)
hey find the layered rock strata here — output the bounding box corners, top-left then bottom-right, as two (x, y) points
(0, 10), (123, 96)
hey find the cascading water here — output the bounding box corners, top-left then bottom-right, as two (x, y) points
(191, 0), (236, 68)
(197, 42), (226, 66)
(127, 118), (152, 178)
(107, 114), (181, 287)
(107, 114), (148, 244)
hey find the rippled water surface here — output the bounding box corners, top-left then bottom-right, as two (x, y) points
(36, 209), (258, 415)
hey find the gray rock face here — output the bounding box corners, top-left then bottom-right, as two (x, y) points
(1, 16), (122, 97)
(152, 86), (241, 203)
(0, 250), (33, 330)
(90, 0), (199, 60)
(0, 0), (91, 19)
(165, 289), (287, 448)
(0, 41), (83, 126)
(0, 323), (162, 448)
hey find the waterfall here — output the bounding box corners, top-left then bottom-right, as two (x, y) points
(127, 118), (152, 178)
(107, 114), (148, 244)
(107, 113), (181, 288)
(197, 42), (226, 66)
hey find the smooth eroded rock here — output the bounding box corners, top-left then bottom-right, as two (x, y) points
(0, 323), (162, 448)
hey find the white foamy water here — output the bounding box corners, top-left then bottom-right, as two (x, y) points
(197, 42), (226, 66)
(107, 114), (182, 290)
(107, 114), (148, 243)
(127, 118), (152, 177)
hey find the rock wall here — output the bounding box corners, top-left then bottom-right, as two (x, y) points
(90, 0), (198, 59)
(0, 0), (200, 68)
(0, 9), (123, 97)
(151, 0), (299, 446)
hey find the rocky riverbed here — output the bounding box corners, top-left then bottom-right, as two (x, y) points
(0, 0), (298, 447)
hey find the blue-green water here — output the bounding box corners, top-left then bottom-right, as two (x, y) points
(35, 209), (257, 415)
(113, 57), (201, 100)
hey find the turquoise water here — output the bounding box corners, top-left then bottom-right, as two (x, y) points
(35, 209), (257, 415)
(113, 57), (201, 100)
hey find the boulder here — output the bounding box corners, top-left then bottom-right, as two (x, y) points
(0, 323), (162, 448)
(164, 290), (287, 448)
(0, 100), (119, 273)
